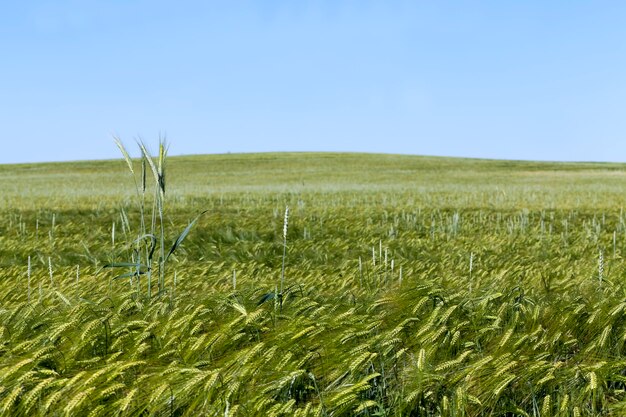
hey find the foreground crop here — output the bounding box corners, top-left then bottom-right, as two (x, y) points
(2, 153), (626, 416)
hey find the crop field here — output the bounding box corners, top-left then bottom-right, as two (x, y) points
(3, 149), (626, 416)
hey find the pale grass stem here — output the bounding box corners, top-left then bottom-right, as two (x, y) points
(598, 250), (604, 288)
(274, 284), (279, 323)
(280, 206), (289, 295)
(48, 257), (54, 287)
(469, 252), (474, 294)
(27, 256), (31, 303)
(358, 257), (363, 288)
(174, 270), (177, 298)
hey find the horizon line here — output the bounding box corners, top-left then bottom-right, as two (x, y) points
(2, 150), (625, 167)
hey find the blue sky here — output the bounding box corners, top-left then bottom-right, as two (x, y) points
(1, 1), (625, 164)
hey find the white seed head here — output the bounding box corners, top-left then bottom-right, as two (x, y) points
(283, 206), (289, 240)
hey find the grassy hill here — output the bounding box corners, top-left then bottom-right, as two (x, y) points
(2, 152), (626, 209)
(1, 152), (626, 416)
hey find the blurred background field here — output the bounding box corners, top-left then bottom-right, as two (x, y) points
(3, 152), (626, 208)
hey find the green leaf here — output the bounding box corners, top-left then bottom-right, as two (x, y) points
(132, 234), (156, 245)
(165, 210), (208, 262)
(102, 262), (148, 269)
(113, 272), (143, 280)
(257, 292), (276, 306)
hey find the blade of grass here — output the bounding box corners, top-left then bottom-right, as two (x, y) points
(102, 262), (149, 269)
(165, 210), (208, 262)
(137, 141), (159, 185)
(113, 136), (135, 175)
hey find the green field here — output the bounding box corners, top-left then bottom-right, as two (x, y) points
(2, 151), (626, 416)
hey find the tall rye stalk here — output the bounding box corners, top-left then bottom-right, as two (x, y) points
(257, 205), (292, 309)
(598, 249), (604, 288)
(280, 206), (289, 295)
(138, 140), (167, 295)
(107, 137), (203, 300)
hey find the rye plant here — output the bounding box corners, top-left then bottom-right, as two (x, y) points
(105, 137), (204, 300)
(258, 205), (291, 309)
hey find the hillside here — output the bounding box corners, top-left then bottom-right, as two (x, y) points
(2, 152), (626, 209)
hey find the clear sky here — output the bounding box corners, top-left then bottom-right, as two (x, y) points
(1, 1), (625, 164)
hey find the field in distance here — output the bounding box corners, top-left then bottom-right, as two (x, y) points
(1, 152), (626, 416)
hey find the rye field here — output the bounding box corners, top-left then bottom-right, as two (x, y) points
(3, 149), (626, 416)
